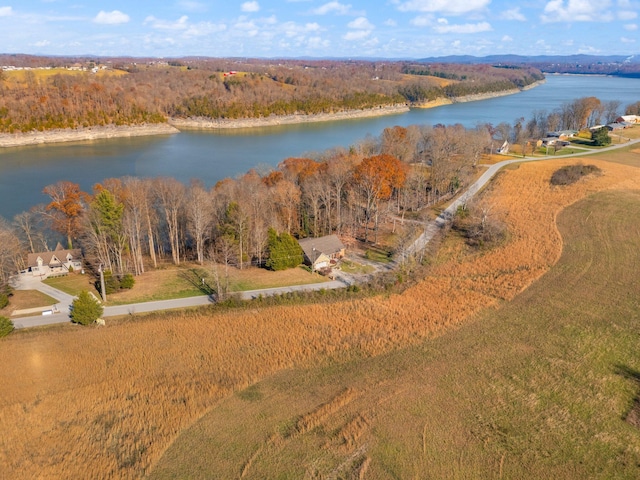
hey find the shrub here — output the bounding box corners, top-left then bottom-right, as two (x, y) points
(592, 126), (612, 146)
(120, 273), (135, 289)
(0, 283), (12, 309)
(550, 164), (602, 186)
(70, 291), (104, 325)
(0, 292), (8, 310)
(0, 316), (13, 337)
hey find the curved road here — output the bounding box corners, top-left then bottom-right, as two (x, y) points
(11, 137), (640, 329)
(400, 138), (640, 260)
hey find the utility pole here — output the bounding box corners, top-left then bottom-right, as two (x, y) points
(99, 264), (107, 303)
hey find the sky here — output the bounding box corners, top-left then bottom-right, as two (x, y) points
(0, 0), (638, 59)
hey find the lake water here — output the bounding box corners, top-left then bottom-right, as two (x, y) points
(0, 74), (638, 219)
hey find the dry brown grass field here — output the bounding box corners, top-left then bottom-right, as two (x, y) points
(152, 187), (640, 479)
(1, 153), (640, 479)
(0, 290), (58, 317)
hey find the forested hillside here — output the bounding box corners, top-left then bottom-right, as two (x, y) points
(0, 56), (543, 133)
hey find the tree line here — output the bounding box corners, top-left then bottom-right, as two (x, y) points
(0, 95), (636, 292)
(0, 58), (544, 133)
(0, 123), (492, 285)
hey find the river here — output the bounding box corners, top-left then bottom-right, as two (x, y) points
(0, 74), (638, 219)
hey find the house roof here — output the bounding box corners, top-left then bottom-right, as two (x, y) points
(298, 235), (345, 260)
(27, 248), (81, 268)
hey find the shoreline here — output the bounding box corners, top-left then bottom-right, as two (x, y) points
(0, 81), (545, 146)
(168, 104), (410, 130)
(0, 123), (179, 148)
(414, 79), (546, 108)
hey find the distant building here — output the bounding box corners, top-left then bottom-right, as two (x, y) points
(617, 115), (640, 124)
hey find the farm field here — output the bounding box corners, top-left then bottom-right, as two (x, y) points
(1, 152), (640, 479)
(151, 188), (640, 479)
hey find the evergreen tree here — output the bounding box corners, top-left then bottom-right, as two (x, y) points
(265, 228), (304, 271)
(70, 290), (104, 325)
(0, 316), (13, 337)
(592, 127), (611, 146)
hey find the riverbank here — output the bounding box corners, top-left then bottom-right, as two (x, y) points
(0, 123), (180, 148)
(414, 79), (546, 108)
(168, 104), (410, 130)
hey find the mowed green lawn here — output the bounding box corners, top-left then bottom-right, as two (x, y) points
(150, 189), (640, 479)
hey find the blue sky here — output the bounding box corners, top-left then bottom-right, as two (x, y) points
(0, 1), (637, 58)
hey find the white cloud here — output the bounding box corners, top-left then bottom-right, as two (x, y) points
(184, 22), (227, 37)
(618, 10), (637, 20)
(384, 18), (398, 27)
(241, 1), (260, 12)
(144, 15), (189, 30)
(177, 1), (207, 12)
(397, 0), (490, 15)
(313, 1), (352, 15)
(410, 15), (433, 26)
(348, 17), (373, 29)
(502, 35), (513, 42)
(541, 0), (613, 23)
(501, 8), (526, 21)
(621, 36), (636, 42)
(433, 19), (492, 33)
(281, 20), (321, 37)
(343, 29), (371, 40)
(93, 10), (130, 25)
(0, 6), (13, 17)
(34, 40), (51, 47)
(624, 23), (638, 30)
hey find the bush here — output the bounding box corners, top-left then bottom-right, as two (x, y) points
(70, 290), (104, 325)
(120, 273), (135, 289)
(550, 164), (601, 186)
(0, 316), (14, 337)
(0, 283), (12, 309)
(592, 126), (612, 146)
(0, 292), (8, 310)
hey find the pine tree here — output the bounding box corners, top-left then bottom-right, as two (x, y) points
(70, 290), (104, 325)
(265, 228), (304, 271)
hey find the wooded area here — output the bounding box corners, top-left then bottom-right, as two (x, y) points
(0, 57), (544, 132)
(0, 122), (492, 285)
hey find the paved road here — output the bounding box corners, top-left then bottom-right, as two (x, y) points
(11, 137), (640, 329)
(11, 278), (348, 329)
(399, 137), (640, 262)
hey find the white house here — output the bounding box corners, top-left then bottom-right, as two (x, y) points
(26, 246), (82, 278)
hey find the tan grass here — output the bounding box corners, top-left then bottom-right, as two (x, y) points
(0, 290), (58, 317)
(1, 154), (640, 479)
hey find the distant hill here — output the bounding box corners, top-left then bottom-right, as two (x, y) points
(414, 54), (640, 77)
(417, 54), (639, 64)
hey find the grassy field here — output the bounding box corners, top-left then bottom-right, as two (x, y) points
(3, 67), (127, 86)
(150, 190), (640, 479)
(0, 290), (58, 317)
(43, 273), (99, 296)
(41, 264), (327, 306)
(1, 154), (640, 479)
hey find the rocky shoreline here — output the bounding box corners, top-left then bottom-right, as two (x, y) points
(415, 79), (546, 108)
(0, 123), (180, 148)
(169, 104), (410, 130)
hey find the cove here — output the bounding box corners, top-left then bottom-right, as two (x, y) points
(0, 74), (638, 219)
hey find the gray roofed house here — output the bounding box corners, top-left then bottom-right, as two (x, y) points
(298, 234), (346, 271)
(26, 245), (82, 278)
